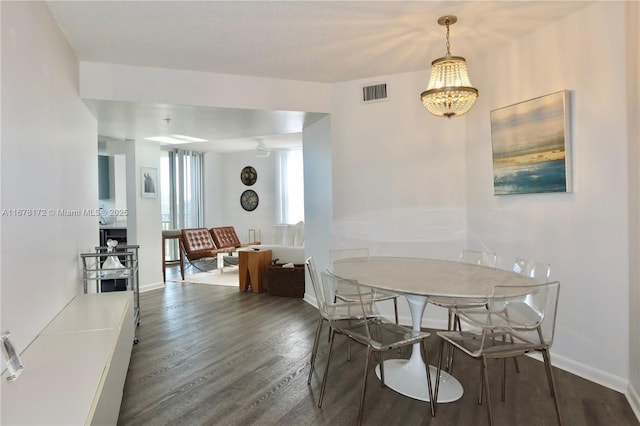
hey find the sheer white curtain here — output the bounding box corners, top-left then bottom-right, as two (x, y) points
(168, 149), (205, 229)
(277, 149), (305, 224)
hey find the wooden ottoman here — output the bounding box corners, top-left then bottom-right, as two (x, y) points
(238, 249), (272, 293)
(266, 263), (305, 298)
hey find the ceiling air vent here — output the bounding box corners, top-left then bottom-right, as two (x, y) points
(361, 82), (389, 104)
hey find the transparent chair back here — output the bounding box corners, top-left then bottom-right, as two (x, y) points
(306, 257), (329, 316)
(306, 257), (364, 321)
(491, 282), (560, 346)
(459, 249), (497, 268)
(454, 281), (560, 355)
(513, 257), (551, 283)
(330, 248), (369, 263)
(329, 247), (400, 324)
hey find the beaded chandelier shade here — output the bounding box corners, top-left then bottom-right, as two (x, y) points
(421, 16), (478, 118)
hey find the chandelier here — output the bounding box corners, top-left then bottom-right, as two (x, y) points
(420, 16), (478, 118)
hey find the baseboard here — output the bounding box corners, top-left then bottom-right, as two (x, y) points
(549, 351), (628, 393)
(303, 292), (317, 308)
(139, 282), (165, 293)
(628, 382), (640, 422)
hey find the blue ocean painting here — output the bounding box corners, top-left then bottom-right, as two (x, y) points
(493, 159), (566, 195)
(491, 91), (571, 195)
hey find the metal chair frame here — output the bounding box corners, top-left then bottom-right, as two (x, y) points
(434, 282), (562, 426)
(316, 269), (435, 425)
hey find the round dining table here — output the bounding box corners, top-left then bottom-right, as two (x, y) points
(330, 256), (536, 403)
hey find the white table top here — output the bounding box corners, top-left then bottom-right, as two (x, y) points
(331, 256), (535, 298)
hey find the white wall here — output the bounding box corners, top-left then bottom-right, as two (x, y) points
(303, 115), (333, 278)
(204, 151), (280, 243)
(331, 72), (468, 260)
(126, 141), (163, 288)
(467, 2), (630, 391)
(203, 152), (224, 228)
(626, 0), (640, 415)
(329, 71), (469, 321)
(80, 62), (331, 114)
(0, 1), (98, 352)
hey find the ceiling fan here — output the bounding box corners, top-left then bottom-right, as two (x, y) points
(255, 139), (270, 157)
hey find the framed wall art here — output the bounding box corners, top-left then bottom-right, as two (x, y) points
(141, 167), (158, 198)
(241, 166), (257, 186)
(490, 90), (572, 195)
(240, 189), (259, 211)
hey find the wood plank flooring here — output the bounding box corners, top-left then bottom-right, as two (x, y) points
(118, 269), (639, 426)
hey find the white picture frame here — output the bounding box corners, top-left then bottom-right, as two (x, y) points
(490, 90), (572, 195)
(141, 167), (158, 198)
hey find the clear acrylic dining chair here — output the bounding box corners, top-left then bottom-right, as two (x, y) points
(510, 257), (551, 373)
(434, 281), (562, 426)
(306, 257), (367, 385)
(330, 248), (400, 324)
(513, 257), (551, 283)
(318, 270), (434, 425)
(428, 249), (497, 371)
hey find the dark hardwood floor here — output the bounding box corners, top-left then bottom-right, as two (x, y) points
(118, 265), (639, 426)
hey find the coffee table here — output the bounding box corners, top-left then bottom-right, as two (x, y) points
(237, 249), (272, 293)
(217, 251), (238, 274)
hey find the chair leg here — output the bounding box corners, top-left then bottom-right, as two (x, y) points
(513, 355), (520, 374)
(421, 339), (435, 417)
(357, 347), (373, 426)
(446, 309), (455, 372)
(379, 350), (386, 387)
(393, 297), (399, 324)
(542, 349), (563, 426)
(434, 338), (446, 415)
(482, 356), (494, 426)
(478, 361), (484, 405)
(308, 316), (324, 385)
(186, 257), (215, 273)
(319, 328), (337, 408)
(501, 357), (507, 402)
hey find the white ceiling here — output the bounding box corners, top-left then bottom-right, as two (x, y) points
(46, 0), (592, 152)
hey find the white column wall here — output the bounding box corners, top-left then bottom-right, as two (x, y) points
(0, 2), (97, 352)
(303, 116), (333, 276)
(203, 152), (224, 228)
(125, 140), (163, 288)
(626, 0), (640, 416)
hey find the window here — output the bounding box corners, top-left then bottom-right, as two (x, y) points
(161, 149), (205, 259)
(278, 149), (304, 224)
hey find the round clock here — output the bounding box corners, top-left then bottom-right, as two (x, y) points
(240, 190), (259, 211)
(240, 166), (257, 186)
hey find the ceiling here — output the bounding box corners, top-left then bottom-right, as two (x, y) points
(46, 1), (592, 152)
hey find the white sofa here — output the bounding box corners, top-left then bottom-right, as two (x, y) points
(249, 221), (305, 265)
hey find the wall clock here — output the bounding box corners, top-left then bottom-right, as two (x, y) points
(240, 189), (259, 211)
(240, 166), (257, 186)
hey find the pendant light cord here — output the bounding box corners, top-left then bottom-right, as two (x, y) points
(445, 19), (451, 56)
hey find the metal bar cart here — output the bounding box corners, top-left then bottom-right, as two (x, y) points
(81, 244), (140, 343)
